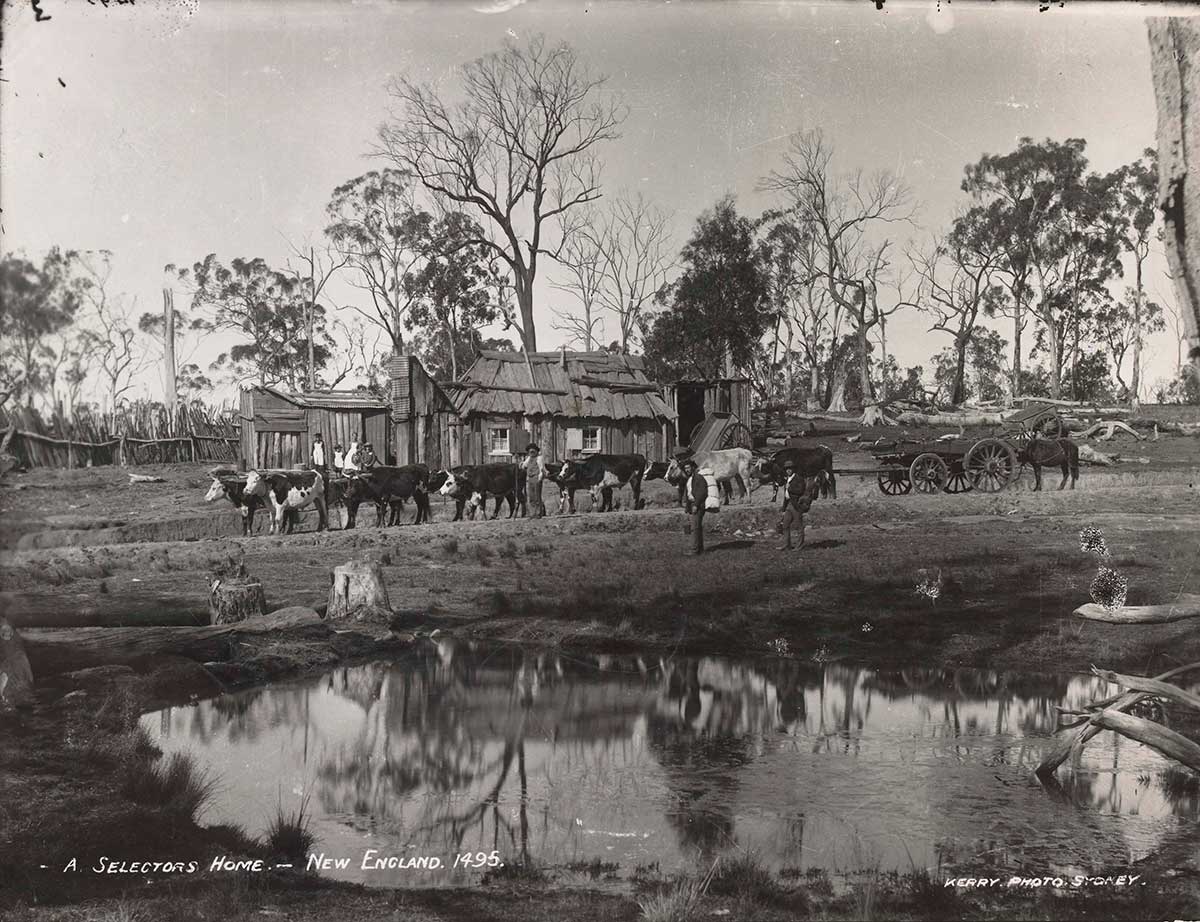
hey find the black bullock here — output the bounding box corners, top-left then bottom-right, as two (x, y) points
(554, 454), (646, 513)
(752, 445), (836, 501)
(343, 465), (432, 528)
(437, 463), (525, 520)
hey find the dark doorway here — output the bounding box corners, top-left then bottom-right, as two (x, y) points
(677, 384), (707, 446)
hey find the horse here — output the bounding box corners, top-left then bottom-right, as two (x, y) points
(1017, 436), (1079, 491)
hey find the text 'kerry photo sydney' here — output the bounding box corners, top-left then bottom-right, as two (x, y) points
(2, 1), (1199, 920)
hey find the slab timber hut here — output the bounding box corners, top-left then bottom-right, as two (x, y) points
(663, 377), (753, 448)
(239, 386), (390, 469)
(445, 350), (677, 465)
(385, 353), (460, 469)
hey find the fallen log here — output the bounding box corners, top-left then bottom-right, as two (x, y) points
(1037, 660), (1200, 776)
(1073, 593), (1200, 624)
(21, 607), (327, 675)
(1092, 709), (1200, 773)
(1076, 420), (1145, 441)
(1078, 444), (1115, 466)
(1092, 667), (1200, 711)
(894, 410), (1005, 427)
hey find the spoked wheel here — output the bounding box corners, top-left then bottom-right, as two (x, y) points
(1033, 412), (1065, 439)
(720, 422), (753, 450)
(944, 460), (974, 494)
(910, 452), (949, 494)
(965, 438), (1018, 493)
(877, 470), (912, 495)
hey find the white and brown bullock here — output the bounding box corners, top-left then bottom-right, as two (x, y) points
(204, 472), (300, 536)
(664, 448), (755, 511)
(243, 469), (328, 534)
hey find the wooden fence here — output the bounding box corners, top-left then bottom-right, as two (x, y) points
(0, 401), (241, 470)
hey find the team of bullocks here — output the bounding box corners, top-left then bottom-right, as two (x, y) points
(204, 436), (836, 556)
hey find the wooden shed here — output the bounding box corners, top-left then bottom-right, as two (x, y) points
(445, 350), (677, 465)
(385, 353), (460, 469)
(238, 386), (390, 469)
(663, 378), (753, 449)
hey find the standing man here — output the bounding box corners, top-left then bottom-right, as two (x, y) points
(524, 443), (547, 518)
(359, 442), (378, 470)
(311, 433), (327, 474)
(777, 460), (813, 551)
(676, 447), (709, 555)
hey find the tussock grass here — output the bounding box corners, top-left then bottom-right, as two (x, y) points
(707, 851), (779, 903)
(439, 536), (459, 555)
(638, 861), (717, 922)
(265, 794), (315, 864)
(122, 752), (217, 821)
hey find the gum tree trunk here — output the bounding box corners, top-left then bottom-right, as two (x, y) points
(1149, 17), (1200, 368)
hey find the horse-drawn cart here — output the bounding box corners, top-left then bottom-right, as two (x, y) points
(869, 437), (1019, 495)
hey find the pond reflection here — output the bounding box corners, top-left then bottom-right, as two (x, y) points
(142, 643), (1200, 886)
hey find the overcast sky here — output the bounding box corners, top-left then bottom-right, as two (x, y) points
(1, 0), (1190, 401)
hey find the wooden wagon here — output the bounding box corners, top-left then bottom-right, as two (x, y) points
(867, 436), (1021, 495)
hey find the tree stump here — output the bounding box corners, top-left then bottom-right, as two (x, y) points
(0, 616), (34, 710)
(327, 560), (392, 623)
(209, 577), (267, 625)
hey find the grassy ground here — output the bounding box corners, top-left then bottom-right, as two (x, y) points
(2, 427), (1200, 921)
(3, 445), (1199, 674)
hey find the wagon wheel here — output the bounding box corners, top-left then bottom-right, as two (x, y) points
(944, 460), (974, 494)
(1033, 412), (1065, 439)
(720, 422), (753, 450)
(965, 438), (1018, 493)
(877, 470), (912, 495)
(909, 453), (949, 495)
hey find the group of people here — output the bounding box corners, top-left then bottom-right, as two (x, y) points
(674, 446), (812, 556)
(310, 432), (377, 476)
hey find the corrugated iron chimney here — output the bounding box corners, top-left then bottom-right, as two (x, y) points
(560, 344), (567, 370)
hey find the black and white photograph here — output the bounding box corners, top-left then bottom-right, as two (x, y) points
(2, 1), (1199, 919)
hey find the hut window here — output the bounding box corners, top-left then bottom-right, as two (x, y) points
(582, 427), (600, 452)
(488, 427), (510, 455)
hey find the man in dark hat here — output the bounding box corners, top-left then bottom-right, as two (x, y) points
(676, 447), (709, 555)
(778, 459), (813, 551)
(359, 442), (378, 470)
(524, 443), (547, 517)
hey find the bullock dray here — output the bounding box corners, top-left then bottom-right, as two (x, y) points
(864, 438), (1018, 495)
(830, 403), (1067, 496)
